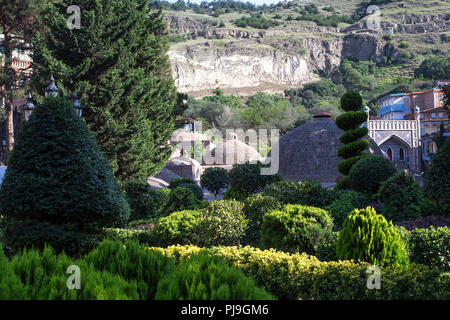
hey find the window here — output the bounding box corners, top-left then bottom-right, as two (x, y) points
(439, 113), (443, 118)
(399, 148), (405, 161)
(431, 113), (436, 118)
(420, 114), (424, 119)
(428, 142), (437, 154)
(387, 148), (392, 160)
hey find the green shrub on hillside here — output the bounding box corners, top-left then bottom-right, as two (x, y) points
(200, 167), (229, 197)
(261, 204), (333, 255)
(337, 207), (409, 268)
(122, 180), (167, 221)
(154, 252), (274, 300)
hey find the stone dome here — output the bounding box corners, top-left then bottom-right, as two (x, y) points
(165, 153), (203, 183)
(205, 136), (263, 165)
(271, 114), (383, 183)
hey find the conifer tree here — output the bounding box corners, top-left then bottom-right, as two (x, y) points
(335, 90), (370, 189)
(31, 0), (176, 181)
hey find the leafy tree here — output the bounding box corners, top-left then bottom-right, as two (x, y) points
(0, 96), (129, 256)
(348, 155), (397, 194)
(424, 140), (450, 215)
(378, 171), (423, 222)
(228, 161), (282, 194)
(31, 0), (176, 182)
(415, 57), (450, 80)
(335, 91), (370, 188)
(200, 167), (229, 197)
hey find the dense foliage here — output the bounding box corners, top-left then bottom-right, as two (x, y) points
(337, 207), (409, 268)
(378, 171), (423, 221)
(0, 97), (129, 256)
(155, 252), (274, 300)
(242, 194), (282, 246)
(153, 210), (201, 247)
(395, 215), (450, 231)
(32, 0), (176, 182)
(415, 57), (450, 80)
(200, 167), (229, 197)
(348, 155), (397, 194)
(235, 14), (280, 29)
(261, 204), (333, 255)
(122, 180), (167, 221)
(424, 140), (450, 215)
(154, 245), (449, 300)
(263, 179), (336, 208)
(158, 187), (205, 215)
(194, 200), (247, 246)
(228, 161), (282, 194)
(325, 190), (370, 231)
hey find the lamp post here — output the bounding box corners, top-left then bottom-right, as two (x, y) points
(22, 92), (35, 121)
(72, 93), (85, 117)
(44, 74), (61, 97)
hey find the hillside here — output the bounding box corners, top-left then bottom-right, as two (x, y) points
(162, 0), (450, 97)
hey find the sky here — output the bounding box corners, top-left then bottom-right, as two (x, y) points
(166, 0), (286, 5)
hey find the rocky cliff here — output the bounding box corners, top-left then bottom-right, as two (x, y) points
(166, 7), (448, 96)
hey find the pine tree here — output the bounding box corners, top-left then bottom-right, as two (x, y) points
(31, 0), (176, 181)
(0, 96), (129, 256)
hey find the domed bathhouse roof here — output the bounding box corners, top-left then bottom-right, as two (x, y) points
(205, 133), (263, 166)
(165, 151), (203, 183)
(271, 112), (383, 183)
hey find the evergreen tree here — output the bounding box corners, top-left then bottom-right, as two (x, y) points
(335, 90), (370, 189)
(0, 96), (129, 256)
(31, 0), (176, 181)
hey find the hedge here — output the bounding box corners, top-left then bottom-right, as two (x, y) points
(150, 245), (449, 300)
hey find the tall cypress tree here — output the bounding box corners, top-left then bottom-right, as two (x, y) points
(31, 0), (176, 181)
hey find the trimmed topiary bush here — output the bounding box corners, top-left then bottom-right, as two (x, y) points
(335, 91), (369, 186)
(378, 171), (423, 222)
(200, 167), (229, 197)
(424, 140), (450, 216)
(0, 96), (129, 257)
(228, 161), (282, 194)
(223, 186), (249, 201)
(153, 210), (201, 247)
(194, 200), (247, 246)
(325, 190), (370, 231)
(263, 179), (336, 208)
(242, 194), (282, 246)
(337, 207), (409, 268)
(154, 252), (275, 300)
(261, 204), (334, 255)
(348, 155), (397, 194)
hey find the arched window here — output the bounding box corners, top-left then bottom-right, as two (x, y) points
(399, 148), (405, 161)
(387, 148), (392, 160)
(428, 142), (437, 154)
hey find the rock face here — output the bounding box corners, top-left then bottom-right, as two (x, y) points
(170, 41), (317, 95)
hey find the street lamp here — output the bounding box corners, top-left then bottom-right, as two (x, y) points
(44, 74), (61, 97)
(72, 93), (85, 117)
(22, 92), (35, 121)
